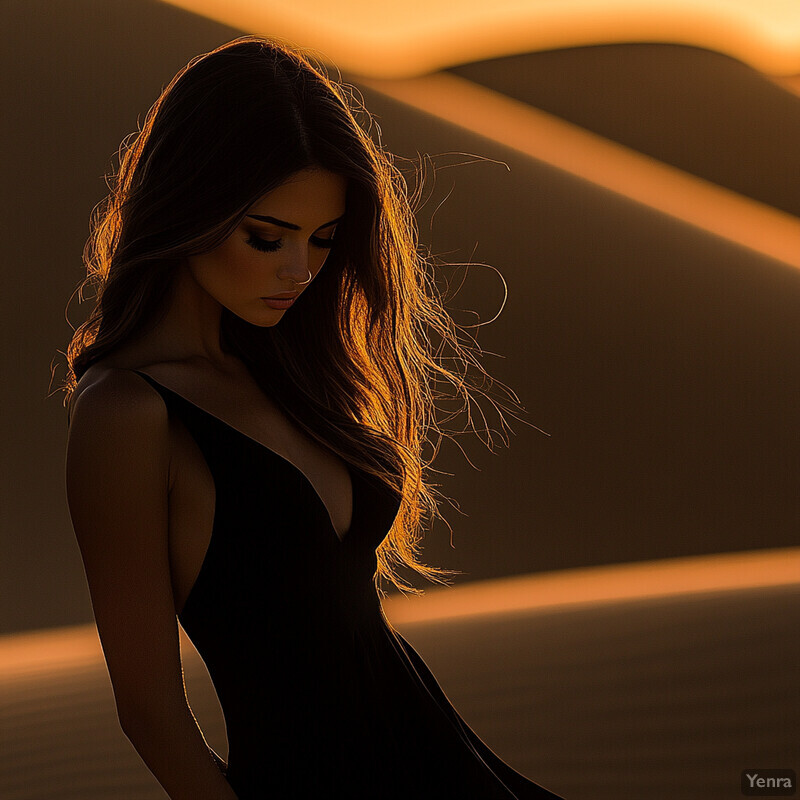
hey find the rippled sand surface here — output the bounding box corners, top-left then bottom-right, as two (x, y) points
(2, 582), (797, 800)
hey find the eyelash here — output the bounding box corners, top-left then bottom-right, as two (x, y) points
(245, 234), (336, 253)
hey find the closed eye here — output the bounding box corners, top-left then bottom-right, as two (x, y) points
(246, 233), (281, 253)
(245, 234), (335, 252)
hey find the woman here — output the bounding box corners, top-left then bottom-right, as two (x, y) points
(61, 36), (565, 800)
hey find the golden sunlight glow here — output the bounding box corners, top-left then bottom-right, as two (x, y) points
(0, 626), (102, 682)
(2, 549), (796, 678)
(158, 0), (800, 78)
(0, 624), (206, 684)
(382, 547), (800, 626)
(362, 71), (800, 271)
(769, 72), (800, 97)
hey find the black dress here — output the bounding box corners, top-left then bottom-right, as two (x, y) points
(132, 370), (565, 799)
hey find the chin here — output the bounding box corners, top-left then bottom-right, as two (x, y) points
(251, 317), (283, 328)
(228, 308), (284, 328)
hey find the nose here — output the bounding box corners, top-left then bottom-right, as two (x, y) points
(276, 242), (312, 285)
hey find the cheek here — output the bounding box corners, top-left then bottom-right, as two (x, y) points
(226, 249), (266, 286)
(191, 242), (267, 295)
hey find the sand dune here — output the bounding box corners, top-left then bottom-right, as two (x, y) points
(2, 581), (797, 799)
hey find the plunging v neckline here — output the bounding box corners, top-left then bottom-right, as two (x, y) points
(131, 369), (355, 542)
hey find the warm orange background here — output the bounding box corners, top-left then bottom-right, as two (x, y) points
(4, 0), (799, 634)
(2, 2), (799, 798)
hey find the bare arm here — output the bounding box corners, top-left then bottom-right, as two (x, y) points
(66, 369), (238, 800)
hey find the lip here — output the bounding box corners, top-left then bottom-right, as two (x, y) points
(261, 295), (297, 310)
(263, 292), (299, 299)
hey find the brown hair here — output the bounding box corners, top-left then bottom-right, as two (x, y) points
(57, 35), (528, 596)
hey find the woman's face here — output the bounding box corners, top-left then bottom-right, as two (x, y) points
(186, 167), (347, 326)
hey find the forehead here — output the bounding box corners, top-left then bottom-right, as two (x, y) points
(248, 168), (347, 221)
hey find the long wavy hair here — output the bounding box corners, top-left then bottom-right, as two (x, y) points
(58, 35), (527, 597)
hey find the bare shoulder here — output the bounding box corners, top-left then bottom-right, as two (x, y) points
(67, 364), (172, 492)
(71, 363), (162, 421)
(70, 366), (167, 433)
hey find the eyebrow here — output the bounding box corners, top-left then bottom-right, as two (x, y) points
(245, 214), (344, 231)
